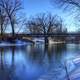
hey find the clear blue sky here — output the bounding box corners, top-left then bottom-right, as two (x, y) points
(22, 0), (78, 32)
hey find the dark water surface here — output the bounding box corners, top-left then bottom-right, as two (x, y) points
(0, 43), (80, 80)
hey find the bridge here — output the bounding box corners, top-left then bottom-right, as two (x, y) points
(1, 33), (80, 44)
(14, 33), (80, 44)
(2, 33), (80, 37)
(16, 33), (80, 37)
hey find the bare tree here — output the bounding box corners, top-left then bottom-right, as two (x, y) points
(0, 0), (22, 37)
(51, 0), (80, 8)
(16, 18), (27, 34)
(0, 7), (6, 39)
(26, 13), (65, 34)
(51, 0), (80, 32)
(0, 8), (4, 36)
(26, 13), (67, 44)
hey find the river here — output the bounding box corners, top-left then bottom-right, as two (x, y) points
(0, 43), (80, 80)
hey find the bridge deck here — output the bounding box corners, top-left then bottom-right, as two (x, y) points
(16, 33), (80, 37)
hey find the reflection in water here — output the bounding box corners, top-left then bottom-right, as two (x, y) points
(0, 47), (15, 80)
(0, 43), (79, 80)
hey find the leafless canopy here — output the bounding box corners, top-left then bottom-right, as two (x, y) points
(0, 0), (22, 36)
(0, 0), (22, 16)
(51, 0), (80, 9)
(26, 13), (67, 34)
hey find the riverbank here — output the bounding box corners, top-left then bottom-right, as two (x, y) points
(49, 40), (65, 44)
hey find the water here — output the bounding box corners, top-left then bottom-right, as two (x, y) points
(0, 43), (80, 80)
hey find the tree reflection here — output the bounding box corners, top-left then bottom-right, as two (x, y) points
(26, 43), (67, 67)
(0, 48), (4, 70)
(28, 44), (45, 64)
(0, 48), (11, 80)
(44, 43), (67, 65)
(11, 46), (15, 68)
(0, 47), (16, 80)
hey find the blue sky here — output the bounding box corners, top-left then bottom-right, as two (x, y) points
(22, 0), (78, 32)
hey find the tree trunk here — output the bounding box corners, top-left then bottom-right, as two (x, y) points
(1, 24), (3, 40)
(45, 36), (48, 46)
(9, 16), (15, 37)
(11, 21), (15, 37)
(10, 20), (16, 43)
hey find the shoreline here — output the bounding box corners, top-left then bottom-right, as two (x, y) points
(49, 41), (66, 44)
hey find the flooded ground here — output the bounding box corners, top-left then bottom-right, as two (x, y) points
(0, 43), (80, 80)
